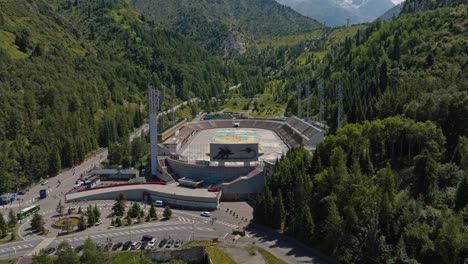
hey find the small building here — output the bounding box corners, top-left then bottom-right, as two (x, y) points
(0, 193), (16, 205)
(89, 169), (139, 181)
(86, 178), (101, 189)
(178, 178), (204, 188)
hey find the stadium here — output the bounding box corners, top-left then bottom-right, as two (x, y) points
(66, 114), (325, 210)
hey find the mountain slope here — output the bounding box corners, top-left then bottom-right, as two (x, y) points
(249, 5), (468, 264)
(130, 0), (323, 54)
(378, 3), (403, 20)
(402, 0), (467, 13)
(276, 0), (395, 26)
(0, 0), (248, 194)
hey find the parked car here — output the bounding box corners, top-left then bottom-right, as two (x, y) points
(112, 242), (123, 251)
(41, 180), (48, 185)
(122, 241), (132, 251)
(95, 219), (102, 226)
(200, 211), (211, 217)
(140, 241), (148, 250)
(155, 200), (164, 207)
(165, 239), (174, 248)
(141, 235), (154, 242)
(174, 239), (183, 248)
(131, 241), (141, 250)
(158, 239), (167, 248)
(18, 190), (28, 195)
(148, 238), (157, 249)
(45, 247), (56, 255)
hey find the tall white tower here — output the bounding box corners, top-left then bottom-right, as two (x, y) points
(147, 85), (159, 176)
(171, 84), (175, 126)
(306, 84), (311, 121)
(297, 84), (302, 118)
(318, 83), (325, 123)
(336, 83), (343, 128)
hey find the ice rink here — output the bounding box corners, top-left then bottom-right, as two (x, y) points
(179, 128), (288, 163)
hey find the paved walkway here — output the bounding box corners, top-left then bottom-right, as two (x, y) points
(27, 237), (54, 256)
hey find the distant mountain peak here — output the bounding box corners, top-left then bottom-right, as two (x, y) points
(276, 0), (395, 26)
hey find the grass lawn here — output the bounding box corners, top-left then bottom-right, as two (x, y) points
(181, 241), (236, 264)
(0, 259), (16, 264)
(111, 252), (153, 264)
(256, 247), (288, 264)
(204, 246), (236, 264)
(0, 224), (20, 245)
(221, 101), (249, 113)
(250, 98), (286, 118)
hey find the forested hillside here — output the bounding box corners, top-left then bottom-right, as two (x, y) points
(241, 6), (467, 153)
(402, 0), (467, 13)
(255, 117), (468, 263)
(130, 0), (322, 54)
(0, 0), (257, 194)
(252, 5), (468, 263)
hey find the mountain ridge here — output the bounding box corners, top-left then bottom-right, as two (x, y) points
(130, 0), (323, 55)
(275, 0), (395, 26)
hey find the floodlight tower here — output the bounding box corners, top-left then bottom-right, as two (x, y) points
(318, 83), (325, 123)
(171, 84), (175, 126)
(147, 85), (159, 177)
(305, 84), (311, 121)
(297, 84), (302, 118)
(161, 84), (166, 113)
(336, 83), (343, 128)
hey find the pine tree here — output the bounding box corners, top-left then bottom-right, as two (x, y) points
(126, 217), (132, 226)
(48, 148), (61, 176)
(56, 200), (64, 216)
(149, 202), (156, 219)
(78, 216), (87, 231)
(278, 192), (286, 231)
(116, 217), (122, 227)
(87, 205), (96, 226)
(112, 193), (126, 217)
(303, 205), (314, 244)
(163, 206), (172, 219)
(0, 214), (7, 238)
(455, 175), (468, 211)
(93, 204), (100, 220)
(31, 212), (45, 233)
(8, 209), (17, 228)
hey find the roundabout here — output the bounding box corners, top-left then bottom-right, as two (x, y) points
(51, 216), (80, 229)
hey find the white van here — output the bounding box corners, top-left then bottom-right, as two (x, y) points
(155, 200), (164, 207)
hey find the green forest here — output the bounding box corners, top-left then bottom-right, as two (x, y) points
(0, 0), (263, 194)
(0, 0), (467, 262)
(251, 4), (468, 264)
(254, 116), (468, 263)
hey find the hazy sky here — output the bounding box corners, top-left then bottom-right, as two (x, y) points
(391, 0), (404, 4)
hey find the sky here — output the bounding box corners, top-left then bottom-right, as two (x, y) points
(391, 0), (404, 4)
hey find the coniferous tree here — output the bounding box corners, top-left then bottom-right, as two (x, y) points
(112, 193), (126, 217)
(455, 175), (468, 211)
(56, 200), (65, 216)
(78, 216), (87, 231)
(8, 209), (17, 228)
(48, 148), (61, 176)
(149, 201), (157, 219)
(163, 206), (172, 219)
(31, 212), (45, 233)
(0, 214), (7, 238)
